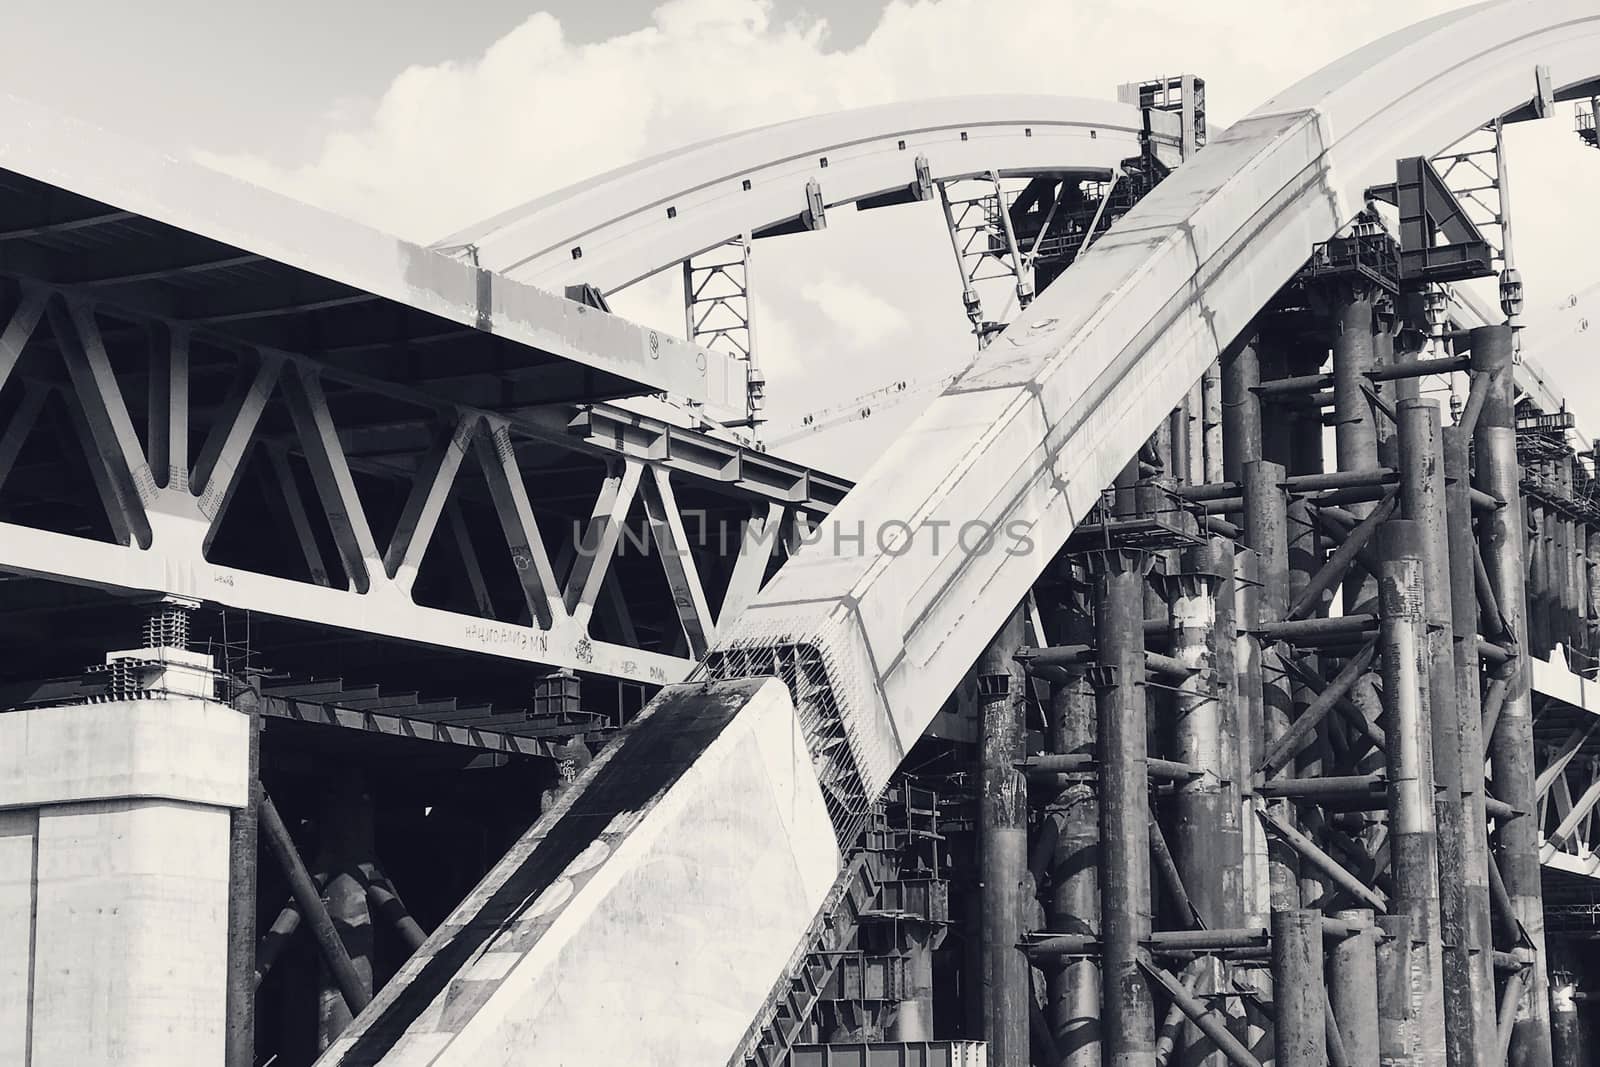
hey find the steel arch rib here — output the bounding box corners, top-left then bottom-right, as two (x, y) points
(323, 5), (1600, 1065)
(434, 95), (1163, 294)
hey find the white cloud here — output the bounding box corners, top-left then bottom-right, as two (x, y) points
(798, 273), (911, 350)
(193, 0), (1600, 474)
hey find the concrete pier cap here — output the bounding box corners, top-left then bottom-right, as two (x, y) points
(0, 645), (250, 1067)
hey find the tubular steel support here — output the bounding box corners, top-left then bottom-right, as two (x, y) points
(1047, 658), (1101, 1067)
(979, 606), (1032, 1067)
(1271, 909), (1326, 1067)
(1160, 546), (1238, 932)
(1245, 460), (1298, 912)
(1470, 325), (1552, 1067)
(1397, 398), (1482, 1067)
(1141, 959), (1264, 1067)
(1377, 520), (1448, 1066)
(258, 792), (371, 1018)
(1222, 334), (1262, 484)
(1090, 547), (1156, 1067)
(1328, 909), (1380, 1067)
(225, 683), (261, 1067)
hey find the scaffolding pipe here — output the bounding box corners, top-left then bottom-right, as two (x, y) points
(1149, 816), (1200, 930)
(1286, 496), (1395, 621)
(1091, 547), (1156, 1066)
(1255, 773), (1384, 800)
(1496, 967), (1530, 1067)
(1328, 909), (1380, 1067)
(1442, 424), (1500, 1060)
(364, 870), (427, 954)
(1140, 960), (1264, 1067)
(225, 681), (261, 1067)
(1260, 614), (1377, 645)
(1245, 460), (1299, 916)
(1271, 909), (1326, 1067)
(1255, 806), (1384, 911)
(1046, 661), (1101, 1067)
(1470, 324), (1552, 1067)
(258, 792), (371, 1016)
(1377, 520), (1448, 1066)
(1397, 397), (1481, 1067)
(253, 899), (303, 989)
(1222, 334), (1262, 484)
(1256, 643), (1376, 777)
(1160, 545), (1233, 936)
(978, 606), (1031, 1067)
(1375, 914), (1422, 1067)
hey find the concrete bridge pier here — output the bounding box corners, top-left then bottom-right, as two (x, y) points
(0, 645), (249, 1067)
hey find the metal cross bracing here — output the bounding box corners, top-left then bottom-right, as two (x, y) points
(934, 174), (1036, 346)
(683, 235), (767, 436)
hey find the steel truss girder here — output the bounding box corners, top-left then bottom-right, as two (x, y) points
(0, 286), (835, 683)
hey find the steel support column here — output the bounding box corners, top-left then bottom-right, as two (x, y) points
(1222, 334), (1262, 484)
(1328, 908), (1380, 1067)
(1271, 909), (1326, 1067)
(1470, 324), (1552, 1067)
(1398, 397), (1481, 1067)
(225, 680), (262, 1067)
(1091, 547), (1155, 1067)
(1442, 425), (1500, 1063)
(1047, 645), (1101, 1067)
(314, 777), (376, 1050)
(1245, 460), (1298, 911)
(979, 606), (1031, 1067)
(1377, 519), (1447, 1067)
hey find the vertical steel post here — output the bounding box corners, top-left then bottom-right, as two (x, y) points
(1442, 426), (1500, 1061)
(1328, 909), (1380, 1067)
(1587, 526), (1600, 673)
(1331, 285), (1386, 789)
(1271, 909), (1326, 1067)
(1234, 546), (1273, 1059)
(1187, 381), (1206, 486)
(1377, 519), (1447, 1067)
(1161, 545), (1237, 1067)
(1527, 500), (1550, 656)
(1047, 665), (1102, 1067)
(1172, 401), (1193, 489)
(315, 776), (376, 1050)
(1376, 914), (1420, 1067)
(1549, 976), (1581, 1067)
(1332, 286), (1380, 496)
(978, 607), (1031, 1067)
(1245, 460), (1298, 911)
(1203, 361), (1225, 485)
(1235, 546), (1271, 930)
(1398, 397), (1481, 1067)
(1091, 547), (1156, 1067)
(1047, 582), (1102, 1067)
(1162, 547), (1228, 925)
(1222, 334), (1262, 484)
(1208, 536), (1245, 932)
(225, 680), (262, 1067)
(1470, 324), (1553, 1067)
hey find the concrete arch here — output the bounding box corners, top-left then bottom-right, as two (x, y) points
(434, 95), (1172, 295)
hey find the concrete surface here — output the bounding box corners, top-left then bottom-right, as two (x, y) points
(319, 676), (838, 1066)
(0, 696), (248, 1067)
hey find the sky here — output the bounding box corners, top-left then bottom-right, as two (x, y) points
(2, 0), (1596, 475)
